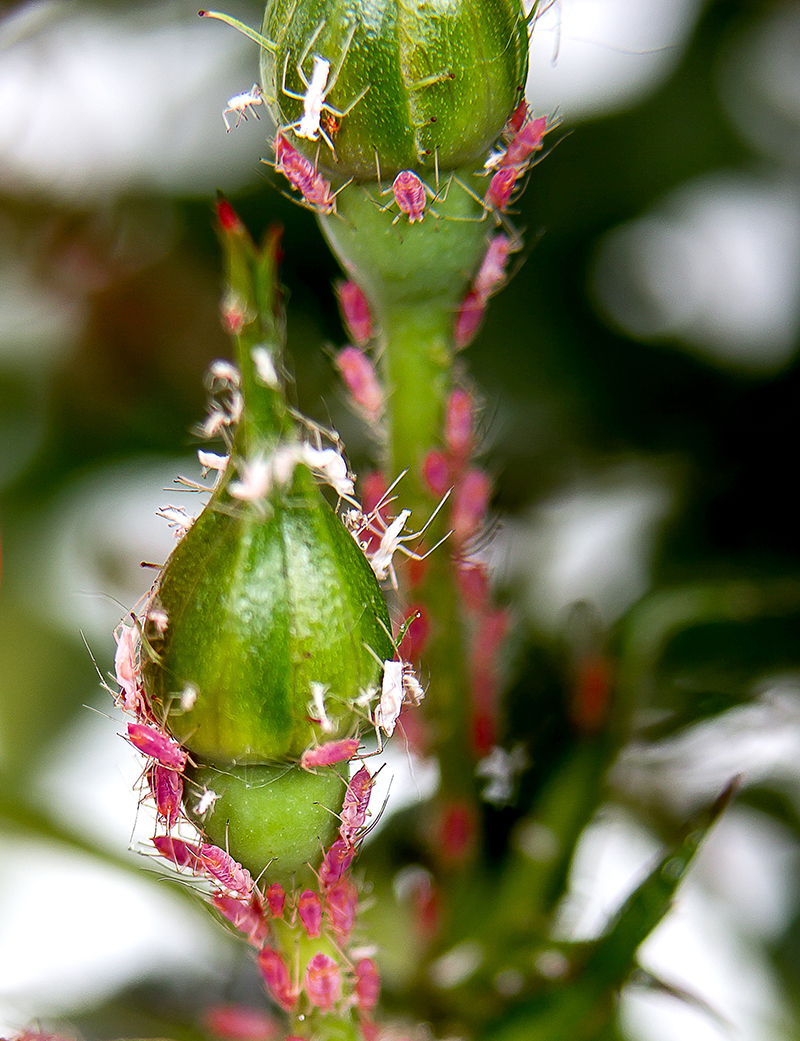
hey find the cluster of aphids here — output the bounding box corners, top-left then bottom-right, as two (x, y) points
(112, 615), (382, 1022)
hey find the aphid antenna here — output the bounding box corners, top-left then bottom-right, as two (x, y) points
(253, 857), (277, 889)
(198, 10), (277, 52)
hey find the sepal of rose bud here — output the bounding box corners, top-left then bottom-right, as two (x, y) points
(259, 0), (530, 179)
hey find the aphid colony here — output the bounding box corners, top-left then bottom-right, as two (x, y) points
(113, 610), (383, 1021)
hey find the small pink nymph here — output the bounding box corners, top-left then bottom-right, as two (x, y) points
(391, 170), (427, 223)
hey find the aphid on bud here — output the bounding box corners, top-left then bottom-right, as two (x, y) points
(223, 83), (263, 132)
(354, 957), (380, 1012)
(300, 737), (360, 771)
(257, 947), (297, 1011)
(325, 878), (358, 937)
(298, 888), (323, 937)
(152, 834), (202, 871)
(304, 953), (341, 1010)
(390, 170), (428, 224)
(500, 115), (547, 170)
(504, 98), (530, 139)
(319, 837), (354, 887)
(266, 882), (286, 917)
(485, 167), (517, 211)
(340, 766), (373, 844)
(148, 764), (183, 828)
(200, 843), (253, 895)
(113, 618), (141, 713)
(212, 891), (269, 946)
(271, 132), (338, 214)
(127, 722), (188, 771)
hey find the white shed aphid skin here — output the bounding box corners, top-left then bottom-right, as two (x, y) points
(197, 449), (229, 475)
(196, 787), (220, 815)
(228, 454), (273, 502)
(308, 681), (335, 734)
(374, 659), (425, 738)
(156, 505), (195, 538)
(180, 683), (199, 712)
(475, 745), (528, 806)
(301, 444), (354, 499)
(364, 492), (452, 589)
(281, 21), (369, 158)
(251, 345), (280, 389)
(223, 84), (263, 131)
(207, 360), (241, 387)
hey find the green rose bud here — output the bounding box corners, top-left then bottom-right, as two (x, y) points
(141, 206), (394, 767)
(259, 0), (530, 179)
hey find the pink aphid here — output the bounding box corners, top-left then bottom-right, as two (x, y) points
(504, 98), (529, 139)
(127, 722), (188, 771)
(273, 132), (336, 213)
(257, 947), (297, 1011)
(354, 958), (380, 1012)
(151, 834), (202, 871)
(202, 1004), (278, 1041)
(500, 115), (547, 170)
(300, 737), (360, 771)
(304, 953), (341, 1010)
(446, 388), (475, 462)
(148, 764), (183, 829)
(454, 289), (486, 350)
(200, 843), (253, 895)
(340, 766), (373, 844)
(113, 619), (141, 713)
(474, 234), (512, 300)
(325, 878), (358, 937)
(298, 888), (323, 937)
(319, 837), (354, 887)
(485, 167), (517, 211)
(452, 469), (492, 544)
(336, 280), (373, 345)
(422, 449), (451, 499)
(212, 891), (269, 947)
(391, 170), (427, 223)
(266, 882), (286, 917)
(336, 347), (384, 423)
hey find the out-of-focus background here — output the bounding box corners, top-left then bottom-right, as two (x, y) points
(2, 0), (800, 1038)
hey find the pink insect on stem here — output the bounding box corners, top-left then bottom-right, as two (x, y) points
(272, 132), (337, 214)
(340, 765), (373, 844)
(151, 834), (202, 871)
(212, 891), (269, 947)
(354, 957), (380, 1012)
(200, 843), (253, 896)
(504, 98), (529, 139)
(446, 387), (475, 463)
(202, 1004), (279, 1041)
(300, 737), (360, 771)
(454, 289), (486, 350)
(391, 170), (427, 223)
(147, 764), (183, 829)
(113, 618), (142, 714)
(336, 347), (384, 423)
(485, 167), (518, 211)
(297, 888), (323, 937)
(474, 234), (513, 301)
(336, 280), (373, 345)
(422, 450), (450, 499)
(304, 953), (342, 1010)
(257, 947), (297, 1011)
(127, 722), (188, 771)
(319, 837), (355, 887)
(266, 882), (286, 917)
(324, 878), (358, 938)
(500, 115), (547, 170)
(452, 468), (492, 544)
